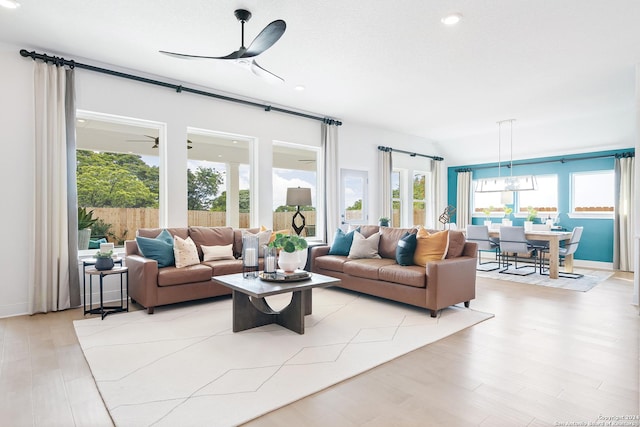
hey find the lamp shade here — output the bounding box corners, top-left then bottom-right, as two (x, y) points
(286, 187), (312, 206)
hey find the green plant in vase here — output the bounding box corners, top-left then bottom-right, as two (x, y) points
(268, 234), (308, 272)
(94, 250), (114, 271)
(378, 217), (390, 227)
(77, 207), (98, 250)
(526, 206), (538, 222)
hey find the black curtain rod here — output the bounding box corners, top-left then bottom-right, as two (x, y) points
(19, 49), (342, 126)
(377, 145), (444, 161)
(455, 151), (634, 173)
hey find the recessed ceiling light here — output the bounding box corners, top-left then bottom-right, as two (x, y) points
(77, 118), (86, 123)
(441, 12), (462, 26)
(295, 85), (305, 91)
(0, 0), (20, 9)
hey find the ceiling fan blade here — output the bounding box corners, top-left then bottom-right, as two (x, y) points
(242, 20), (286, 58)
(160, 50), (226, 60)
(250, 59), (284, 84)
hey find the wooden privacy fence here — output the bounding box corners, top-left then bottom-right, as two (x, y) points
(87, 208), (317, 243)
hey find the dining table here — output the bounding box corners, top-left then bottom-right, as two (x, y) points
(487, 229), (574, 279)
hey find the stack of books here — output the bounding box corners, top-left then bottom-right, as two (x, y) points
(276, 270), (310, 280)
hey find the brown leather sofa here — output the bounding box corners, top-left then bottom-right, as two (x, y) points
(125, 226), (261, 314)
(310, 225), (478, 317)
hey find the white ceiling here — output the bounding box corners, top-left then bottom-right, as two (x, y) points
(1, 0), (639, 160)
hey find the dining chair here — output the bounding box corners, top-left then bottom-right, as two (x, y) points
(539, 226), (584, 278)
(466, 225), (500, 271)
(498, 226), (538, 276)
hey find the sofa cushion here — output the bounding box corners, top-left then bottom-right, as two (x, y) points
(378, 227), (416, 259)
(202, 244), (235, 261)
(202, 258), (244, 276)
(189, 226), (235, 260)
(314, 254), (350, 273)
(173, 236), (201, 268)
(378, 264), (426, 288)
(446, 230), (466, 258)
(358, 225), (380, 238)
(414, 229), (449, 267)
(135, 229), (175, 268)
(343, 258), (396, 280)
(348, 231), (381, 259)
(328, 228), (359, 256)
(157, 264), (213, 287)
(396, 232), (417, 266)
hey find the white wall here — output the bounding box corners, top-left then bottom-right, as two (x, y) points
(0, 41), (441, 318)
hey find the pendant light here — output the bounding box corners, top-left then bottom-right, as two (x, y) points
(476, 119), (537, 193)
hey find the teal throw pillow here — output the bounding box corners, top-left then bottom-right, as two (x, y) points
(88, 237), (107, 249)
(328, 227), (359, 256)
(396, 232), (417, 266)
(136, 229), (175, 267)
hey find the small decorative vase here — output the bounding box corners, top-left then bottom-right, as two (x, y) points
(524, 221), (533, 231)
(95, 257), (114, 271)
(242, 234), (259, 278)
(263, 245), (277, 275)
(278, 250), (300, 272)
(484, 220), (492, 227)
(502, 219), (512, 226)
(378, 219), (389, 227)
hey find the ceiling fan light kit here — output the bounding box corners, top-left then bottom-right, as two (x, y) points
(159, 9), (286, 83)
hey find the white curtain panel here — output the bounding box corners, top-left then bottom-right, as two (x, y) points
(613, 155), (635, 271)
(29, 62), (74, 313)
(428, 160), (444, 229)
(378, 148), (392, 222)
(456, 171), (473, 228)
(322, 123), (340, 244)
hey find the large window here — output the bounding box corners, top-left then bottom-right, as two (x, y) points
(187, 129), (252, 228)
(571, 171), (614, 213)
(273, 143), (319, 238)
(76, 112), (162, 246)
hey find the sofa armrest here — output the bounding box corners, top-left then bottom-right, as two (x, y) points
(426, 253), (477, 310)
(309, 245), (331, 271)
(125, 239), (140, 256)
(125, 254), (159, 311)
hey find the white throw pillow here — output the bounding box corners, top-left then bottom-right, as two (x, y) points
(348, 231), (381, 259)
(202, 244), (235, 261)
(173, 235), (200, 268)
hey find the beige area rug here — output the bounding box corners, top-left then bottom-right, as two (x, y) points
(476, 266), (613, 291)
(74, 287), (493, 427)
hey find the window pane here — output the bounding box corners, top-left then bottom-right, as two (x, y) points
(392, 171), (401, 227)
(472, 187), (503, 215)
(273, 143), (318, 237)
(413, 172), (426, 225)
(518, 174), (558, 214)
(76, 116), (160, 246)
(572, 171), (614, 212)
(187, 133), (251, 228)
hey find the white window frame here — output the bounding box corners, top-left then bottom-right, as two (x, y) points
(569, 170), (615, 219)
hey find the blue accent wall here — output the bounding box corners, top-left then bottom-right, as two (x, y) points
(447, 149), (634, 263)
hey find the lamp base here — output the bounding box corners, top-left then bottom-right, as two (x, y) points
(291, 209), (306, 236)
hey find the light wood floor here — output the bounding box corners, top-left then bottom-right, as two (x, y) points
(1, 272), (637, 426)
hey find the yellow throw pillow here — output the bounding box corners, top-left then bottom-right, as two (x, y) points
(413, 229), (449, 267)
(269, 229), (290, 243)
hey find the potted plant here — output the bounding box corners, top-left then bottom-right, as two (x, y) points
(94, 250), (114, 271)
(378, 217), (390, 227)
(524, 206), (537, 231)
(268, 234), (309, 271)
(502, 206), (513, 226)
(78, 207), (98, 250)
(482, 206), (493, 227)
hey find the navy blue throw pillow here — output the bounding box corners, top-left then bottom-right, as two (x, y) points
(396, 232), (417, 266)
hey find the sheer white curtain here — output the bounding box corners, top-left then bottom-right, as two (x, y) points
(378, 148), (393, 222)
(613, 155), (635, 271)
(29, 61), (80, 314)
(456, 170), (473, 228)
(428, 160), (444, 229)
(322, 123), (340, 244)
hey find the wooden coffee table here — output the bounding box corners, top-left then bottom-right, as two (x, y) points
(212, 272), (340, 334)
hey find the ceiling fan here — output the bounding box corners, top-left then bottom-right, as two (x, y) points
(127, 135), (193, 149)
(159, 9), (286, 83)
